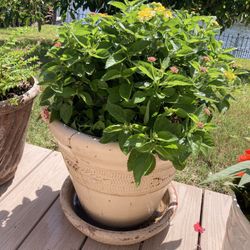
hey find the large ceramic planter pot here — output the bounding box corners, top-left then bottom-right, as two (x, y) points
(0, 77), (39, 185)
(49, 121), (176, 228)
(222, 197), (250, 250)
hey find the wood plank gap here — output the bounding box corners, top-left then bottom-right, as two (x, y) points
(0, 150), (54, 203)
(197, 189), (205, 250)
(79, 236), (88, 250)
(16, 194), (59, 249)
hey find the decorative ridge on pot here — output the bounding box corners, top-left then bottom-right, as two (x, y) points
(0, 77), (40, 114)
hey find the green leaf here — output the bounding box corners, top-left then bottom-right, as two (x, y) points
(103, 124), (123, 133)
(102, 69), (121, 81)
(100, 132), (119, 143)
(132, 91), (146, 104)
(100, 125), (123, 143)
(163, 80), (193, 87)
(105, 49), (126, 69)
(91, 49), (109, 59)
(129, 40), (150, 54)
(128, 149), (156, 185)
(155, 145), (175, 161)
(124, 134), (147, 150)
(156, 131), (178, 143)
(176, 45), (195, 57)
(106, 102), (127, 123)
(92, 121), (105, 131)
(238, 169), (250, 187)
(161, 57), (170, 70)
(122, 67), (136, 77)
(62, 87), (76, 98)
(60, 103), (73, 124)
(118, 132), (131, 154)
(108, 1), (127, 11)
(137, 61), (156, 80)
(40, 87), (54, 105)
(144, 100), (150, 124)
(203, 161), (250, 184)
(218, 53), (234, 60)
(119, 81), (132, 101)
(78, 91), (93, 105)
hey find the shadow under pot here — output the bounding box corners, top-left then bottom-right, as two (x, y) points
(0, 77), (39, 185)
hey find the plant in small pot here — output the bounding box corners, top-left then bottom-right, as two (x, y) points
(40, 1), (240, 229)
(204, 149), (250, 250)
(0, 40), (40, 185)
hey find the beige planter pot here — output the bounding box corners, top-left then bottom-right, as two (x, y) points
(49, 121), (176, 228)
(0, 78), (39, 185)
(222, 197), (250, 250)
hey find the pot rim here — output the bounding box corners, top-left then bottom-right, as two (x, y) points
(0, 77), (40, 113)
(49, 120), (117, 147)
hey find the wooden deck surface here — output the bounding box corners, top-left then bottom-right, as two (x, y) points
(0, 144), (232, 250)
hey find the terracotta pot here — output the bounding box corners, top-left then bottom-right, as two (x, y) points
(0, 77), (39, 185)
(222, 197), (250, 250)
(49, 121), (176, 228)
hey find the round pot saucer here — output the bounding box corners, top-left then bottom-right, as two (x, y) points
(60, 176), (178, 246)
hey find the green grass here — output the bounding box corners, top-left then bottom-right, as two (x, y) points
(237, 58), (250, 71)
(0, 25), (59, 42)
(2, 26), (250, 192)
(175, 84), (250, 192)
(26, 98), (57, 150)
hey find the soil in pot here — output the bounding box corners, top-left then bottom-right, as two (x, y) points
(0, 77), (39, 185)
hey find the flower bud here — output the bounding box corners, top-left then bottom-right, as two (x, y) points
(170, 66), (179, 74)
(147, 56), (157, 62)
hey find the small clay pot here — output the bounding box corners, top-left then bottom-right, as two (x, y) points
(222, 197), (250, 250)
(49, 121), (176, 228)
(0, 77), (39, 185)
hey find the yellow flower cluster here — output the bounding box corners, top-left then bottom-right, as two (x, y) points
(98, 13), (110, 18)
(211, 20), (219, 27)
(138, 7), (156, 22)
(224, 71), (236, 81)
(164, 10), (173, 18)
(138, 3), (173, 22)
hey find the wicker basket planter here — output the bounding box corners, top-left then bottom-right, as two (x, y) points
(0, 77), (39, 185)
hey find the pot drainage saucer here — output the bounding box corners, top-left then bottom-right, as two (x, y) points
(60, 176), (178, 246)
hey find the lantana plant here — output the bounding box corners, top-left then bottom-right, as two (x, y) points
(40, 0), (241, 185)
(205, 149), (250, 221)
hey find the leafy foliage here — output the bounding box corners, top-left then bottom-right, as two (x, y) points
(58, 0), (250, 29)
(0, 0), (58, 31)
(40, 1), (241, 185)
(0, 40), (38, 97)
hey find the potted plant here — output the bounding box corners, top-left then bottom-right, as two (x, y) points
(40, 1), (240, 228)
(204, 149), (250, 250)
(0, 40), (40, 185)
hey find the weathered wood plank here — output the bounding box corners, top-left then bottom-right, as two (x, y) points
(0, 151), (68, 250)
(141, 182), (203, 250)
(19, 198), (85, 250)
(200, 189), (232, 250)
(0, 143), (52, 200)
(82, 239), (140, 250)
